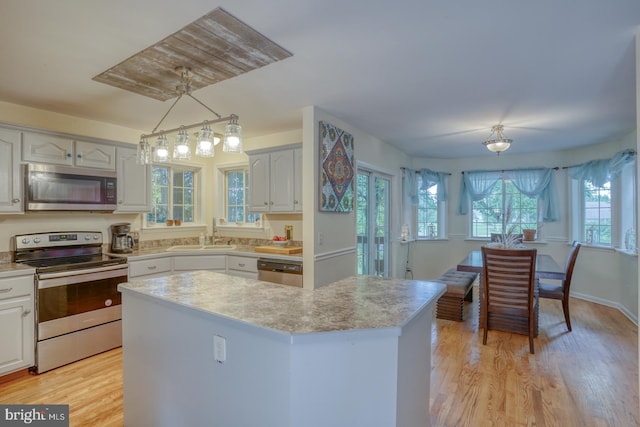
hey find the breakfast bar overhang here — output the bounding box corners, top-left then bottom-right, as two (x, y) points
(118, 271), (445, 427)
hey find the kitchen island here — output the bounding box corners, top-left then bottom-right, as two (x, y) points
(118, 271), (445, 427)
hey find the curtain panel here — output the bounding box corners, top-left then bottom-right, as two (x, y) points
(568, 149), (635, 187)
(401, 168), (448, 239)
(457, 168), (559, 222)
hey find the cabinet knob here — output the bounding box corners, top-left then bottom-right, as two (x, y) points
(77, 154), (82, 159)
(12, 198), (20, 203)
(0, 287), (12, 293)
(294, 200), (299, 204)
(147, 265), (157, 270)
(264, 202), (268, 205)
(23, 309), (31, 317)
(270, 201), (274, 205)
(66, 153), (72, 158)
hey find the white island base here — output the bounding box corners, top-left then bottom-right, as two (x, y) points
(119, 272), (445, 427)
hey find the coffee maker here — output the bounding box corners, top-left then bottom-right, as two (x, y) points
(110, 223), (134, 253)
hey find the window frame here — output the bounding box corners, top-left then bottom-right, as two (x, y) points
(144, 162), (202, 228)
(468, 175), (540, 240)
(415, 175), (447, 240)
(570, 160), (636, 250)
(216, 162), (261, 228)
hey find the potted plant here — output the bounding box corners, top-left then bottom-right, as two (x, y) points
(522, 228), (536, 241)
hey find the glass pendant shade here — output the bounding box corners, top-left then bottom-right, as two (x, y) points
(174, 128), (191, 160)
(154, 134), (170, 162)
(196, 124), (214, 157)
(223, 117), (243, 153)
(137, 137), (150, 165)
(482, 125), (512, 155)
(484, 140), (511, 153)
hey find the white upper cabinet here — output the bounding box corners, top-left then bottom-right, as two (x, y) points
(115, 146), (151, 213)
(248, 144), (302, 214)
(75, 140), (116, 169)
(269, 149), (295, 212)
(23, 133), (116, 170)
(0, 128), (23, 213)
(248, 153), (271, 212)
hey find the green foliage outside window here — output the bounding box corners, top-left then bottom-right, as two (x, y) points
(583, 180), (611, 245)
(147, 166), (195, 224)
(472, 179), (537, 238)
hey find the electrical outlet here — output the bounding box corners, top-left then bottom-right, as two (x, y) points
(318, 232), (324, 245)
(214, 335), (226, 363)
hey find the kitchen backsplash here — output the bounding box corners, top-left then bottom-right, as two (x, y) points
(136, 236), (302, 250)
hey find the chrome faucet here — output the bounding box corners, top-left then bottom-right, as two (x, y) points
(212, 217), (225, 244)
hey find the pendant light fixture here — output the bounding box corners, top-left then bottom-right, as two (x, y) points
(154, 134), (170, 162)
(483, 124), (512, 155)
(223, 114), (243, 153)
(173, 127), (191, 160)
(195, 122), (215, 157)
(136, 66), (242, 164)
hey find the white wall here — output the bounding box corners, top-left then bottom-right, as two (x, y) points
(301, 106), (410, 288)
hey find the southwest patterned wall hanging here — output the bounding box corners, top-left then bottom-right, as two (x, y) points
(319, 121), (355, 212)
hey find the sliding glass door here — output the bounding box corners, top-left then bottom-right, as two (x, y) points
(356, 168), (390, 277)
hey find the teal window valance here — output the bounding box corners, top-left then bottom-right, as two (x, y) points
(567, 149), (635, 188)
(457, 168), (559, 222)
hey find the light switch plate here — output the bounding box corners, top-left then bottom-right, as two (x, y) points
(214, 335), (226, 363)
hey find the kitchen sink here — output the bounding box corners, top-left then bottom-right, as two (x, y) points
(165, 245), (236, 252)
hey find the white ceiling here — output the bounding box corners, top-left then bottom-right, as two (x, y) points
(1, 1), (638, 158)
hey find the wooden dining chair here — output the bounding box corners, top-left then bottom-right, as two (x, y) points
(481, 247), (538, 354)
(537, 241), (581, 332)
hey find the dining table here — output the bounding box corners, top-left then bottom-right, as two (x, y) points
(457, 250), (564, 279)
(456, 249), (564, 335)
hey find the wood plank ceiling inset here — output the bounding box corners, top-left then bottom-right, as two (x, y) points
(93, 7), (292, 101)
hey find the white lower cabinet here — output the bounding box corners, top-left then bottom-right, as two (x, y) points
(173, 255), (226, 272)
(0, 274), (35, 376)
(226, 255), (258, 279)
(128, 257), (172, 279)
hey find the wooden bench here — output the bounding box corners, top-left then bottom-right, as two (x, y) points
(434, 269), (478, 321)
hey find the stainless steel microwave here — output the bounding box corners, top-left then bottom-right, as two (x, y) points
(25, 163), (117, 211)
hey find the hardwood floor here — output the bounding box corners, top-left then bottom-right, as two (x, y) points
(0, 288), (637, 427)
(431, 287), (639, 427)
(0, 348), (123, 427)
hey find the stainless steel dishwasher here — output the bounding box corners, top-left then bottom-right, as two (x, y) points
(257, 258), (303, 287)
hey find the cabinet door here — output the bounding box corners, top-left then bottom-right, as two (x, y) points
(293, 147), (303, 212)
(115, 147), (151, 213)
(0, 296), (34, 375)
(173, 255), (226, 272)
(128, 257), (172, 279)
(22, 133), (74, 165)
(269, 149), (295, 212)
(249, 153), (271, 212)
(0, 128), (24, 213)
(75, 141), (116, 170)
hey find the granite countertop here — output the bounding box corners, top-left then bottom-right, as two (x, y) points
(118, 271), (446, 336)
(0, 262), (35, 278)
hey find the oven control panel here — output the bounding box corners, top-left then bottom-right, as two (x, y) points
(14, 231), (103, 249)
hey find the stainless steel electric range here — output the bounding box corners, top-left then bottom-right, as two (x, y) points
(13, 231), (128, 373)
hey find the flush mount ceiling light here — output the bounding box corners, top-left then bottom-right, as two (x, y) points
(137, 66), (242, 164)
(483, 124), (512, 155)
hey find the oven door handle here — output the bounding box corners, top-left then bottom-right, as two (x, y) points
(37, 264), (128, 288)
